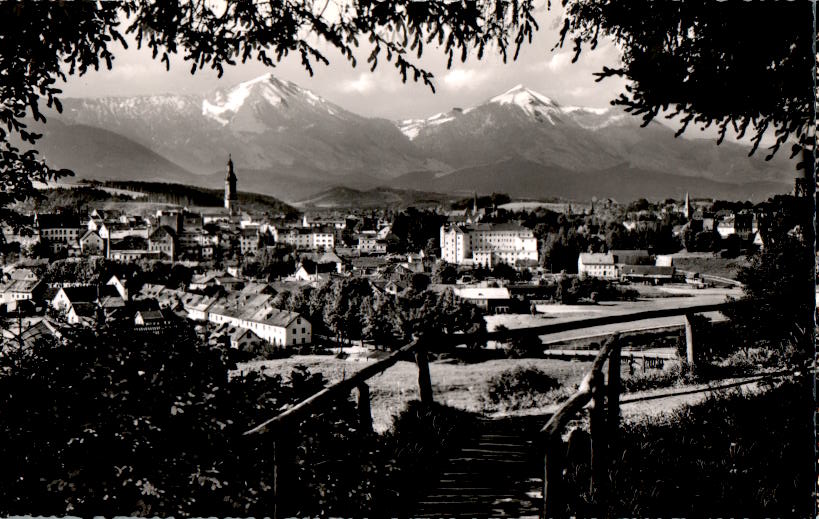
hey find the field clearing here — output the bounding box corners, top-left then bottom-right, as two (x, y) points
(671, 254), (750, 280)
(237, 355), (593, 432)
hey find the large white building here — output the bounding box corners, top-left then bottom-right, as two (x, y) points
(439, 223), (538, 268)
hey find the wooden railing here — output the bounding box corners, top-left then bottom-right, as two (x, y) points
(243, 302), (731, 518)
(541, 334), (622, 518)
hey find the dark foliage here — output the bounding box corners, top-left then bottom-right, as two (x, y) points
(486, 366), (560, 405)
(0, 325), (475, 517)
(0, 327), (328, 516)
(555, 1), (815, 164)
(563, 379), (813, 516)
(390, 208), (447, 254)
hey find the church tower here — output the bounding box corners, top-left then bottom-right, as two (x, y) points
(225, 154), (238, 215)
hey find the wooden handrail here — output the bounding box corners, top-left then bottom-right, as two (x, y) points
(244, 339), (420, 435)
(540, 336), (618, 437)
(245, 302), (731, 437)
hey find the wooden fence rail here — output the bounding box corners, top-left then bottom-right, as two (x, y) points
(242, 301), (732, 518)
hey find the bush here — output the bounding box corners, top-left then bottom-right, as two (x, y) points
(563, 378), (813, 517)
(0, 326), (476, 518)
(620, 362), (698, 393)
(485, 366), (563, 410)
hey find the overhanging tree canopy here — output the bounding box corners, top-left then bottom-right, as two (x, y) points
(554, 0), (816, 165)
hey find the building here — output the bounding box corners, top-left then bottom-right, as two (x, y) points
(225, 154), (238, 215)
(620, 265), (676, 284)
(357, 233), (387, 254)
(239, 228), (260, 256)
(578, 253), (617, 279)
(148, 226), (177, 260)
(80, 230), (106, 256)
(207, 304), (311, 347)
(439, 223), (538, 268)
(0, 279), (44, 310)
(276, 226), (335, 251)
(452, 286), (512, 313)
(35, 213), (84, 253)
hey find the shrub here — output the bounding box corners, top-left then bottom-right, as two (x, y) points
(620, 361), (698, 393)
(562, 378), (813, 517)
(485, 366), (563, 410)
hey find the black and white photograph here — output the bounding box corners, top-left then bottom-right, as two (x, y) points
(0, 1), (815, 517)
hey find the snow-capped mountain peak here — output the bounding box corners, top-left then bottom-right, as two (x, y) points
(488, 84), (562, 122)
(202, 72), (328, 125)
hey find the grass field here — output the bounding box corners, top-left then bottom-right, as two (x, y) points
(237, 354), (593, 432)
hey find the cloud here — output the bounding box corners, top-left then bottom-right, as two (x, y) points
(442, 68), (491, 90)
(545, 51), (572, 72)
(340, 73), (376, 93)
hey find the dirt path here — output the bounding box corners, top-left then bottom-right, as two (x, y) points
(489, 371), (788, 422)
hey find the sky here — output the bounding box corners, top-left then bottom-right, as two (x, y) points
(58, 4), (628, 121)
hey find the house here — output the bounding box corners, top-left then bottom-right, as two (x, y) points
(578, 253), (617, 279)
(52, 286), (100, 312)
(0, 279), (44, 310)
(35, 213), (84, 254)
(239, 228), (260, 256)
(106, 275), (129, 301)
(453, 286), (512, 313)
(619, 265), (676, 285)
(211, 324), (267, 351)
(66, 302), (97, 326)
(206, 305), (311, 347)
(292, 260), (338, 283)
(108, 236), (155, 262)
(10, 268), (38, 282)
(384, 280), (410, 297)
(182, 293), (217, 321)
(148, 225), (176, 260)
(80, 230), (106, 255)
(138, 283), (167, 300)
(134, 308), (176, 332)
(357, 233), (387, 255)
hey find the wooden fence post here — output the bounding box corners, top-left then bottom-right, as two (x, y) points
(543, 434), (564, 518)
(684, 313), (695, 367)
(414, 343), (434, 404)
(272, 438), (279, 519)
(357, 382), (373, 434)
(607, 340), (621, 447)
(589, 369), (607, 504)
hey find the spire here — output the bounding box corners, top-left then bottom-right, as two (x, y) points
(684, 192), (691, 219)
(226, 154), (236, 182)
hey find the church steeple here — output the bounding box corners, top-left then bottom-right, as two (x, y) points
(225, 154), (238, 215)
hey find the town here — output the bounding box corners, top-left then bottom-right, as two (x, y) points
(0, 155), (787, 357)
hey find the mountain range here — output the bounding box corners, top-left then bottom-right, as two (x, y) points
(26, 73), (796, 202)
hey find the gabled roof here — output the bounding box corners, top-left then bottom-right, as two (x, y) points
(149, 225), (176, 240)
(56, 286), (98, 303)
(579, 253), (615, 265)
(80, 229), (102, 242)
(69, 302), (97, 317)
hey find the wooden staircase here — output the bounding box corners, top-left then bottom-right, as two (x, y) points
(413, 415), (548, 518)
